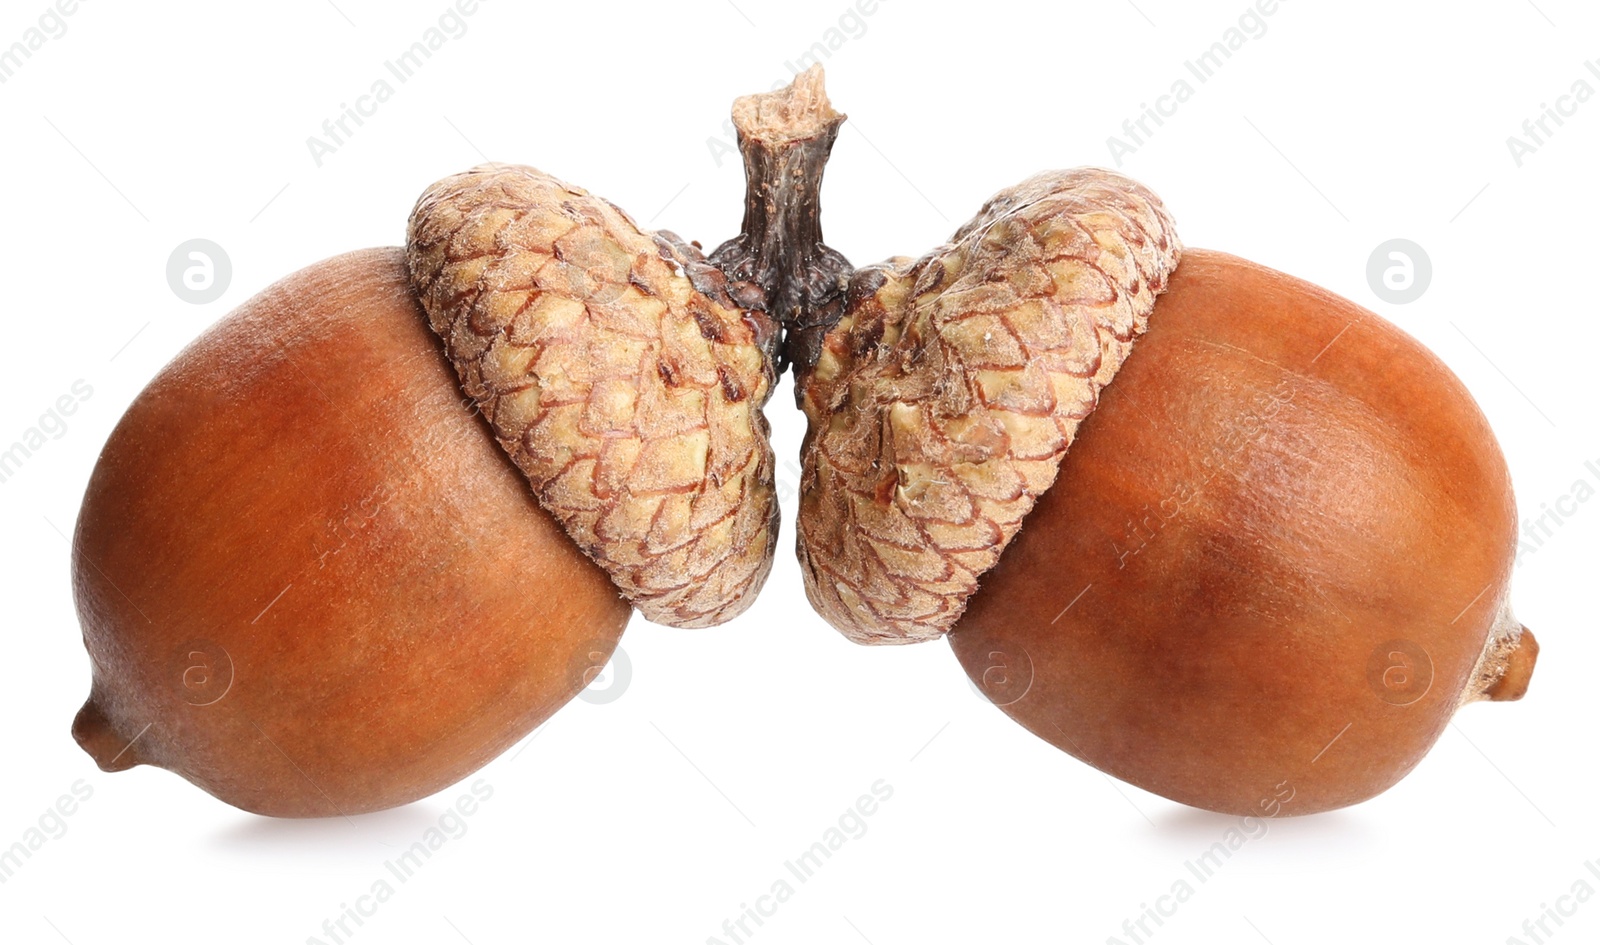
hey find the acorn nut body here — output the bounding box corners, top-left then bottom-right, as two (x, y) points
(946, 250), (1536, 815)
(72, 250), (630, 816)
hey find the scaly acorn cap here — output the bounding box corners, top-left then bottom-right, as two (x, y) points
(797, 168), (1183, 644)
(405, 165), (781, 628)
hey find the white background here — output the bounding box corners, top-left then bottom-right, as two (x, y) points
(2, 1), (1597, 943)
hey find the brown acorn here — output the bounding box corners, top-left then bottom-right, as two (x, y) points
(71, 250), (632, 816)
(748, 74), (1538, 815)
(945, 250), (1536, 815)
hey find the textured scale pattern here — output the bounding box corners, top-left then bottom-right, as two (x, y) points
(406, 164), (779, 628)
(797, 168), (1183, 644)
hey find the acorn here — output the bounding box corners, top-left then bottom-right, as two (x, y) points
(71, 250), (633, 816)
(70, 66), (1535, 819)
(942, 250), (1536, 815)
(751, 73), (1537, 815)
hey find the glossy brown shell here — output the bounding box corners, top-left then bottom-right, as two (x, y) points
(71, 249), (630, 816)
(950, 249), (1529, 816)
